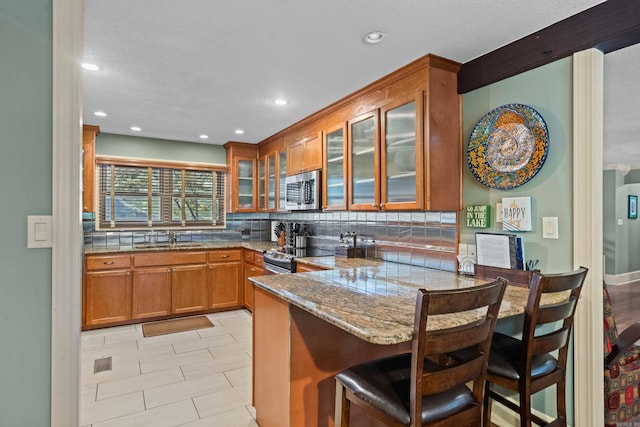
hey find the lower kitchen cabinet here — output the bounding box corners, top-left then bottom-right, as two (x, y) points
(85, 269), (132, 326)
(171, 264), (208, 314)
(132, 267), (172, 320)
(243, 249), (264, 311)
(208, 249), (243, 310)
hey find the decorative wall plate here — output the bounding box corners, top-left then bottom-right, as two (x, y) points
(467, 103), (549, 189)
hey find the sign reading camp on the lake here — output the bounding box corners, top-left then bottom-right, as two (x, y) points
(466, 205), (491, 228)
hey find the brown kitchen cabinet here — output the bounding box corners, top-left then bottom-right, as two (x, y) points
(132, 251), (208, 319)
(82, 124), (99, 212)
(322, 123), (348, 210)
(224, 142), (258, 213)
(207, 249), (243, 309)
(84, 254), (132, 326)
(287, 131), (322, 175)
(243, 249), (264, 311)
(257, 151), (278, 212)
(348, 92), (424, 211)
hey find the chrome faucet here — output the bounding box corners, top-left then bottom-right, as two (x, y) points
(168, 231), (177, 244)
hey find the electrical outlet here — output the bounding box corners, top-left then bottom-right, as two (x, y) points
(467, 244), (477, 257)
(458, 243), (468, 255)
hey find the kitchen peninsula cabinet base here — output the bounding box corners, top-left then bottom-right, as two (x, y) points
(253, 286), (410, 427)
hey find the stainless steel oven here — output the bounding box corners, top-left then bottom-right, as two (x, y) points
(263, 250), (296, 274)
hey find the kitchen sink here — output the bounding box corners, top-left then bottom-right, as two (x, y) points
(134, 242), (203, 249)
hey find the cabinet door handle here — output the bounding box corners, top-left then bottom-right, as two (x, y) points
(103, 261), (115, 265)
(172, 268), (176, 273)
(220, 255), (229, 258)
(372, 203), (378, 208)
(167, 268), (171, 273)
(126, 271), (131, 276)
(379, 203), (385, 209)
(209, 265), (213, 270)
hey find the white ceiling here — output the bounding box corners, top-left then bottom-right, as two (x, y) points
(83, 0), (638, 166)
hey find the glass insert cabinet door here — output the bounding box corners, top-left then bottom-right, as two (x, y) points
(382, 98), (420, 208)
(278, 149), (287, 210)
(349, 111), (379, 209)
(267, 153), (276, 210)
(258, 158), (266, 211)
(236, 158), (255, 211)
(323, 124), (346, 210)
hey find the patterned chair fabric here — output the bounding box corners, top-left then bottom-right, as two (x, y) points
(603, 283), (640, 426)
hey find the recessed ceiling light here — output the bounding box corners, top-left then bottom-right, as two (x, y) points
(94, 111), (107, 117)
(199, 134), (209, 139)
(274, 99), (288, 106)
(363, 31), (385, 44)
(234, 129), (245, 135)
(130, 126), (141, 132)
(82, 63), (100, 71)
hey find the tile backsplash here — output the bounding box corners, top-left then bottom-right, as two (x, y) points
(84, 211), (458, 271)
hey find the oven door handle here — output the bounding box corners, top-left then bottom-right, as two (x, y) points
(263, 262), (293, 275)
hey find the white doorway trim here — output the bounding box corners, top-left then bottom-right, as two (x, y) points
(572, 48), (604, 427)
(51, 0), (83, 425)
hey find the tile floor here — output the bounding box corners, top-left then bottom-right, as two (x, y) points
(80, 310), (258, 427)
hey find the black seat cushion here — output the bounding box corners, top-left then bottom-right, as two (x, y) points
(335, 353), (473, 425)
(487, 332), (558, 380)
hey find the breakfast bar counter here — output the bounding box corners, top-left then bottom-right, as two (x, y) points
(249, 264), (559, 427)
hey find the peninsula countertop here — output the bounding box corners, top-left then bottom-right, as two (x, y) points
(250, 264), (558, 345)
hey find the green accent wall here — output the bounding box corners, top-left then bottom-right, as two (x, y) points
(96, 133), (227, 164)
(461, 57), (574, 423)
(0, 1), (53, 425)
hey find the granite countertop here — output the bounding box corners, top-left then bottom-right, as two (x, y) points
(84, 241), (276, 255)
(295, 256), (384, 269)
(250, 264), (563, 346)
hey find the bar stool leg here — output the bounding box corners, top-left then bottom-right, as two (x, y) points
(335, 381), (350, 427)
(519, 384), (532, 427)
(483, 382), (493, 427)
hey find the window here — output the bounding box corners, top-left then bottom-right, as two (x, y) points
(96, 158), (226, 229)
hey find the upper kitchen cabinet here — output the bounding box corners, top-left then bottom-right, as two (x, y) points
(256, 54), (461, 211)
(322, 123), (347, 210)
(82, 124), (100, 212)
(286, 131), (322, 175)
(224, 142), (257, 213)
(380, 92), (423, 210)
(257, 151), (277, 212)
(348, 111), (380, 210)
(278, 148), (287, 210)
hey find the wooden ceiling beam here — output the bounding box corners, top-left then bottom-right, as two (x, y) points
(457, 0), (640, 94)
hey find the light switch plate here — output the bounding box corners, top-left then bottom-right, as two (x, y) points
(28, 215), (53, 248)
(496, 203), (503, 223)
(458, 243), (468, 255)
(542, 216), (559, 239)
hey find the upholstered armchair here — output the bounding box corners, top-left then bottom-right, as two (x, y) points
(603, 283), (640, 426)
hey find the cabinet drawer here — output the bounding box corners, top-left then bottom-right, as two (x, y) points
(254, 252), (264, 267)
(86, 255), (131, 271)
(134, 251), (207, 267)
(209, 249), (242, 262)
(243, 250), (255, 264)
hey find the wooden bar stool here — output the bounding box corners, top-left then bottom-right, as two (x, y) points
(482, 267), (588, 427)
(334, 278), (507, 426)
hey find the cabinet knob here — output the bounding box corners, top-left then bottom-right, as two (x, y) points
(167, 268), (171, 273)
(172, 268), (176, 273)
(209, 265), (213, 270)
(126, 271), (130, 276)
(372, 203), (378, 208)
(379, 203), (385, 209)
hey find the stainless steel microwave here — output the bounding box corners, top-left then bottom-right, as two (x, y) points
(285, 170), (321, 210)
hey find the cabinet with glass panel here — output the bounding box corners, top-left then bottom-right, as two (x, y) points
(347, 92), (423, 211)
(322, 123), (348, 210)
(257, 152), (278, 212)
(224, 142), (257, 213)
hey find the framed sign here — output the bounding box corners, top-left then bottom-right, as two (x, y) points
(629, 195), (638, 219)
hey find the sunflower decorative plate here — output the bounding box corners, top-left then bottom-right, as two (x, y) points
(467, 103), (549, 189)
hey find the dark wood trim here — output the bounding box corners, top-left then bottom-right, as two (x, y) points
(458, 0), (640, 93)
